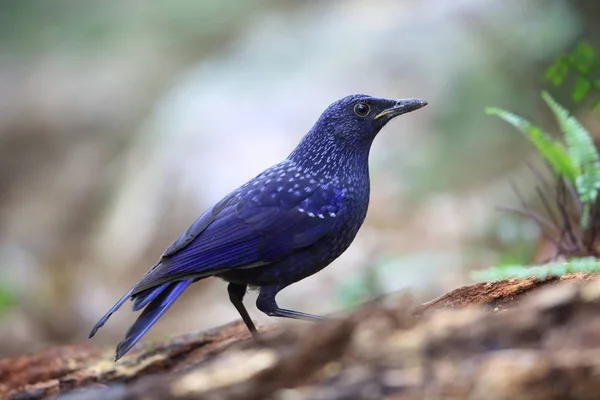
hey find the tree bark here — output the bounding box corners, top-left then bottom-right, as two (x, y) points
(1, 273), (599, 400)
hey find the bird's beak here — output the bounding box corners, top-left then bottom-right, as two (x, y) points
(374, 98), (428, 120)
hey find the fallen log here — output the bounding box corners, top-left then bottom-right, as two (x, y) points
(1, 273), (599, 400)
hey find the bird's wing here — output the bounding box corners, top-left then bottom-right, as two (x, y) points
(161, 193), (237, 258)
(131, 179), (345, 294)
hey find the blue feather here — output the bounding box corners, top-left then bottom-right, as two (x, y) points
(88, 288), (134, 338)
(115, 279), (193, 361)
(131, 284), (168, 312)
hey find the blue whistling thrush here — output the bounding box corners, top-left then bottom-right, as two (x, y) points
(89, 94), (428, 360)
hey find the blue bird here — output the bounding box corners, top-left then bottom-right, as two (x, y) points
(89, 94), (427, 360)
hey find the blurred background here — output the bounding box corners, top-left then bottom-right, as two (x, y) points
(0, 0), (599, 357)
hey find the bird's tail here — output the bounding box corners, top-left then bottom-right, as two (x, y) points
(87, 282), (167, 339)
(89, 288), (134, 339)
(115, 279), (193, 360)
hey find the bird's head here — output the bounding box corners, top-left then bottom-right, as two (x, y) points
(318, 94), (427, 141)
(289, 94), (427, 172)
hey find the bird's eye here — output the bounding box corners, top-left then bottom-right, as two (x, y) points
(353, 102), (370, 117)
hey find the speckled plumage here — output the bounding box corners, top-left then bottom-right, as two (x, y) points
(89, 94), (427, 360)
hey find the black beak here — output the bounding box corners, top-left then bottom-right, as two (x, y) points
(374, 98), (428, 120)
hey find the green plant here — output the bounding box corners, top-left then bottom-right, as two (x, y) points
(472, 257), (600, 281)
(475, 89), (600, 280)
(486, 91), (600, 228)
(545, 42), (600, 108)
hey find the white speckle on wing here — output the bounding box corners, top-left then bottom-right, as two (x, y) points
(317, 213), (325, 219)
(329, 212), (337, 218)
(288, 188), (294, 193)
(304, 187), (312, 193)
(298, 208), (305, 213)
(277, 186), (283, 192)
(294, 191), (302, 196)
(307, 212), (315, 218)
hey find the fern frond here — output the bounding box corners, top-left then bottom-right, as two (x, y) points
(542, 91), (597, 166)
(485, 107), (579, 184)
(542, 92), (600, 227)
(471, 257), (600, 281)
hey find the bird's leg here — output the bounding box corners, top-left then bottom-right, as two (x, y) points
(227, 283), (258, 336)
(256, 285), (325, 321)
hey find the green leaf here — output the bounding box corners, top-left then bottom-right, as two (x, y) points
(573, 76), (592, 102)
(593, 81), (600, 110)
(594, 94), (600, 110)
(544, 58), (569, 86)
(544, 42), (600, 109)
(485, 107), (579, 183)
(568, 42), (597, 74)
(542, 91), (600, 227)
